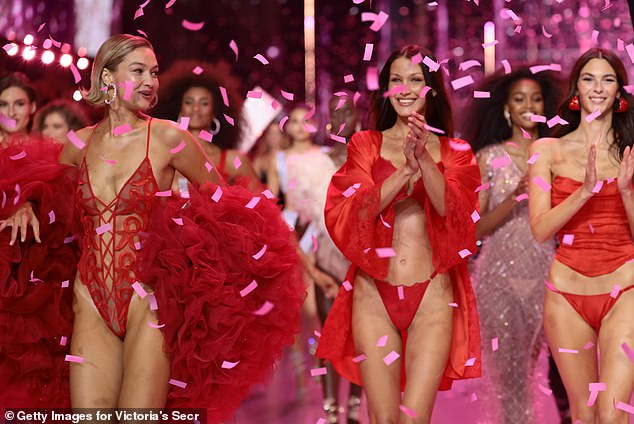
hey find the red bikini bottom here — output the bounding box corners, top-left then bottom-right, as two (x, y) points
(374, 271), (438, 333)
(548, 284), (634, 331)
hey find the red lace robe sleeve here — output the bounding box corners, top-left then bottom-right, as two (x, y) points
(324, 131), (389, 280)
(423, 137), (480, 272)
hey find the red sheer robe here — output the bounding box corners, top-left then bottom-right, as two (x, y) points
(315, 130), (481, 390)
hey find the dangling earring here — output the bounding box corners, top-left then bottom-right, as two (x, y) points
(210, 117), (221, 135)
(615, 97), (628, 113)
(503, 109), (511, 127)
(104, 82), (117, 105)
(568, 95), (580, 111)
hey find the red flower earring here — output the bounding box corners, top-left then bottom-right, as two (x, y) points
(568, 95), (580, 111)
(615, 97), (628, 113)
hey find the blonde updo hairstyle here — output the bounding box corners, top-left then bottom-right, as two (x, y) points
(82, 34), (154, 107)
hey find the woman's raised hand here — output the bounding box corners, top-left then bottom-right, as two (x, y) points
(582, 144), (598, 197)
(618, 145), (634, 194)
(407, 111), (430, 160)
(0, 202), (40, 245)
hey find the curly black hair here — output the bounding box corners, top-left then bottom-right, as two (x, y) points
(155, 60), (244, 150)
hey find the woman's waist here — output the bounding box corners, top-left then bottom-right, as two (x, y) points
(549, 258), (634, 293)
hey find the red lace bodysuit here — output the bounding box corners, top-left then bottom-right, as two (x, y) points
(76, 120), (158, 337)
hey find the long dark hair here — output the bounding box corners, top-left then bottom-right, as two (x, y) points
(463, 67), (563, 153)
(369, 45), (453, 137)
(554, 48), (634, 161)
(155, 60), (243, 150)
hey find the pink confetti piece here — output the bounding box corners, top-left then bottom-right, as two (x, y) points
(311, 234), (319, 253)
(399, 405), (417, 418)
(547, 115), (569, 128)
(245, 197), (260, 209)
(113, 124), (133, 135)
(544, 279), (559, 293)
(501, 59), (512, 74)
(352, 354), (367, 363)
(538, 384), (553, 396)
(38, 22), (46, 32)
(177, 116), (190, 130)
(621, 342), (634, 363)
(562, 234), (574, 246)
(533, 176), (552, 192)
(410, 53), (423, 65)
(587, 382), (607, 406)
(132, 281), (148, 299)
(70, 63), (81, 84)
(65, 355), (84, 363)
(366, 66), (379, 90)
(520, 127), (532, 139)
(420, 56), (440, 73)
(397, 286), (404, 300)
(316, 419), (327, 424)
(618, 39), (625, 51)
(192, 65), (203, 75)
(198, 130), (213, 142)
(314, 330), (322, 338)
(482, 40), (499, 49)
(13, 184), (20, 206)
(588, 222), (595, 234)
(458, 249), (472, 259)
(527, 153), (540, 164)
(451, 75), (475, 90)
(616, 401), (634, 414)
(134, 241), (142, 250)
(475, 182), (490, 192)
(515, 193), (528, 202)
(64, 236), (75, 244)
(165, 0), (177, 8)
(182, 19), (205, 31)
(204, 162), (214, 173)
(470, 393), (478, 402)
(530, 114), (547, 123)
(448, 302), (458, 308)
(379, 214), (392, 228)
(0, 113), (16, 130)
(542, 25), (552, 38)
(148, 321), (166, 329)
(253, 54), (269, 65)
(342, 280), (353, 291)
(610, 284), (621, 299)
(240, 280), (258, 297)
(254, 300), (274, 316)
(376, 247), (396, 258)
(67, 130), (86, 149)
(148, 293), (158, 310)
(169, 378), (187, 389)
(330, 134), (346, 144)
(592, 180), (604, 193)
(342, 182), (361, 198)
(155, 190), (172, 197)
(419, 86), (432, 98)
(134, 7), (144, 20)
(252, 245), (267, 260)
(459, 60), (481, 71)
(29, 271), (42, 283)
(61, 280), (70, 288)
(136, 29), (148, 38)
(96, 223), (112, 235)
(383, 350), (400, 366)
(220, 360), (240, 369)
(491, 337), (499, 352)
(427, 1), (438, 6)
(224, 114), (234, 126)
(558, 348), (578, 354)
(233, 155), (242, 169)
(465, 357), (477, 366)
(471, 210), (480, 223)
(246, 90), (263, 99)
(473, 90), (490, 98)
(591, 30), (599, 45)
(139, 0), (151, 8)
(369, 11), (389, 31)
(60, 336), (67, 346)
(363, 43), (374, 61)
(383, 85), (407, 98)
(344, 74), (354, 83)
(585, 108), (601, 123)
(376, 335), (388, 347)
(449, 140), (471, 151)
(423, 123), (445, 134)
(9, 150), (26, 160)
(491, 156), (512, 170)
(170, 140), (186, 154)
(261, 189), (274, 199)
(309, 367), (327, 377)
(171, 217), (183, 226)
(501, 8), (521, 22)
(505, 141), (520, 149)
(229, 39), (239, 61)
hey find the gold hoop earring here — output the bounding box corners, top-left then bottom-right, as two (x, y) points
(104, 83), (117, 105)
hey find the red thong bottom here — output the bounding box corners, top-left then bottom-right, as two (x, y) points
(374, 271), (438, 333)
(548, 284), (634, 331)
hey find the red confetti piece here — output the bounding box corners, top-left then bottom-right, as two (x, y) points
(182, 19), (205, 31)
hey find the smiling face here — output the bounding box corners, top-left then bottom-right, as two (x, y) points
(387, 56), (426, 117)
(103, 47), (159, 111)
(505, 78), (544, 131)
(576, 58), (619, 117)
(180, 86), (214, 130)
(0, 86), (36, 134)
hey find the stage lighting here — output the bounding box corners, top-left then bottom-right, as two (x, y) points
(41, 50), (55, 64)
(77, 46), (87, 57)
(5, 43), (19, 56)
(22, 46), (36, 61)
(72, 90), (83, 101)
(60, 53), (73, 67)
(77, 57), (89, 70)
(23, 34), (34, 45)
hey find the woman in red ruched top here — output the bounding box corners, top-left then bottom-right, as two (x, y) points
(529, 48), (634, 423)
(315, 44), (481, 423)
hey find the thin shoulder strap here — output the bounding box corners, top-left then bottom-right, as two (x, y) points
(220, 149), (227, 171)
(145, 118), (152, 157)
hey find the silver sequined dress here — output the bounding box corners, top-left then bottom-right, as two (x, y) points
(472, 144), (555, 424)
